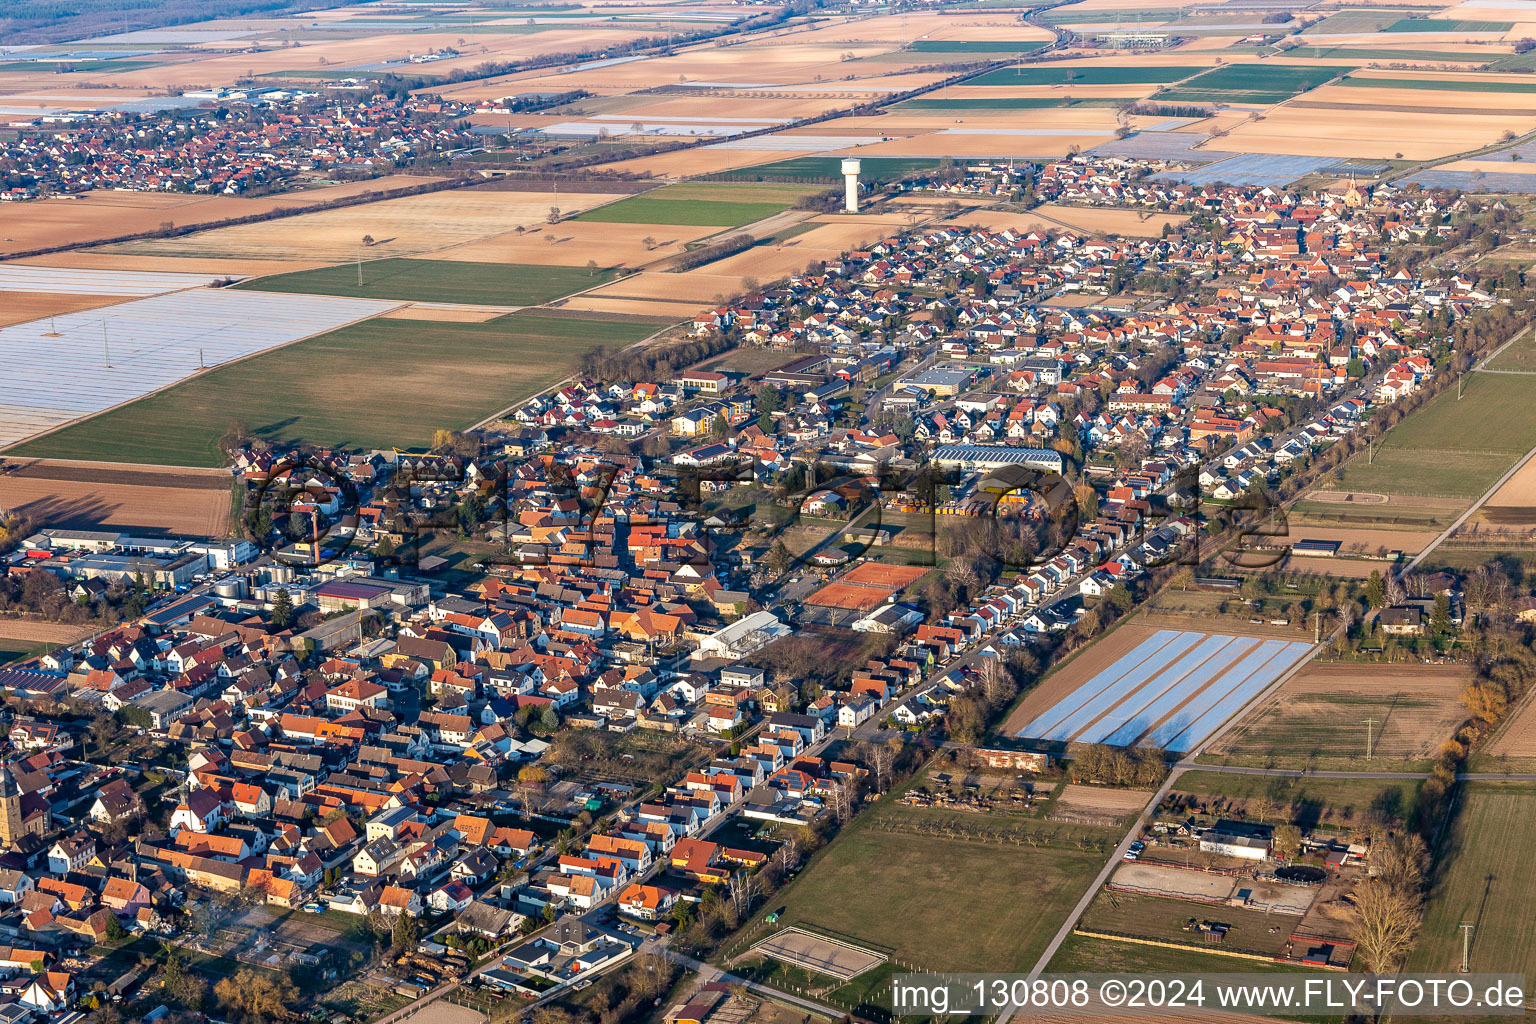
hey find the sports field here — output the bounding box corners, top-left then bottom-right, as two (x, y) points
(11, 313), (657, 466)
(1409, 783), (1536, 976)
(1158, 64), (1354, 104)
(574, 184), (810, 227)
(236, 258), (614, 306)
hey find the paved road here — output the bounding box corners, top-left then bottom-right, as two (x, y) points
(658, 945), (838, 1018)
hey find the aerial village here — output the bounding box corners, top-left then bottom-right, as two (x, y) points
(0, 156), (1511, 1020)
(0, 91), (479, 199)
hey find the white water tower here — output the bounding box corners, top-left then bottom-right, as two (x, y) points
(841, 158), (861, 213)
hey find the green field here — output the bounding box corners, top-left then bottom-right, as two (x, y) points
(1312, 10), (1410, 34)
(898, 95), (1133, 109)
(1341, 74), (1536, 93)
(1333, 447), (1511, 499)
(1158, 64), (1354, 104)
(1230, 46), (1494, 62)
(11, 313), (658, 466)
(0, 58), (165, 73)
(1490, 49), (1536, 70)
(756, 802), (1111, 975)
(966, 64), (1204, 86)
(708, 156), (951, 182)
(0, 639), (53, 664)
(1408, 783), (1536, 979)
(908, 39), (1047, 52)
(1486, 332), (1536, 370)
(1172, 770), (1421, 827)
(1383, 17), (1513, 32)
(1336, 372), (1536, 499)
(236, 258), (613, 305)
(1376, 372), (1536, 453)
(573, 183), (807, 227)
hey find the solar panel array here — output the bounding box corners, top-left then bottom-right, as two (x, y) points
(1015, 628), (1313, 753)
(0, 288), (397, 449)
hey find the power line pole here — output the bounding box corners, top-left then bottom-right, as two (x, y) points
(1460, 923), (1474, 973)
(102, 323), (111, 368)
(1365, 717), (1377, 760)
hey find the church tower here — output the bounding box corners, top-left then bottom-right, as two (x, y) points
(0, 764), (22, 852)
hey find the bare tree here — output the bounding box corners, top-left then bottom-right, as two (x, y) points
(827, 778), (855, 824)
(1353, 879), (1420, 972)
(861, 740), (895, 792)
(978, 658), (1014, 707)
(728, 871), (760, 921)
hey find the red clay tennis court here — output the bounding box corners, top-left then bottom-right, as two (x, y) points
(839, 562), (930, 589)
(805, 562), (930, 611)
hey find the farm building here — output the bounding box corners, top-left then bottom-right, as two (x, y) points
(1200, 820), (1272, 861)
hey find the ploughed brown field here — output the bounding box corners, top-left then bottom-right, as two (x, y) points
(0, 177), (437, 257)
(0, 292), (123, 328)
(1207, 663), (1470, 761)
(0, 459), (231, 538)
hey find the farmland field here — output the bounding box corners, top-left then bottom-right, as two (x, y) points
(1158, 65), (1355, 104)
(1341, 75), (1536, 93)
(0, 460), (232, 537)
(1010, 627), (1314, 753)
(1205, 663), (1469, 768)
(1249, 47), (1497, 62)
(1383, 18), (1513, 32)
(573, 184), (811, 227)
(1408, 783), (1536, 978)
(708, 156), (950, 182)
(236, 258), (614, 306)
(95, 187), (622, 263)
(754, 798), (1111, 976)
(908, 39), (1048, 52)
(11, 313), (658, 466)
(964, 65), (1206, 86)
(898, 96), (1132, 109)
(1333, 372), (1536, 500)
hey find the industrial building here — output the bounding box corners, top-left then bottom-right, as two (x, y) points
(929, 445), (1065, 473)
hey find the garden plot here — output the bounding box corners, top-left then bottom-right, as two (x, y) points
(1014, 628), (1314, 753)
(0, 289), (395, 450)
